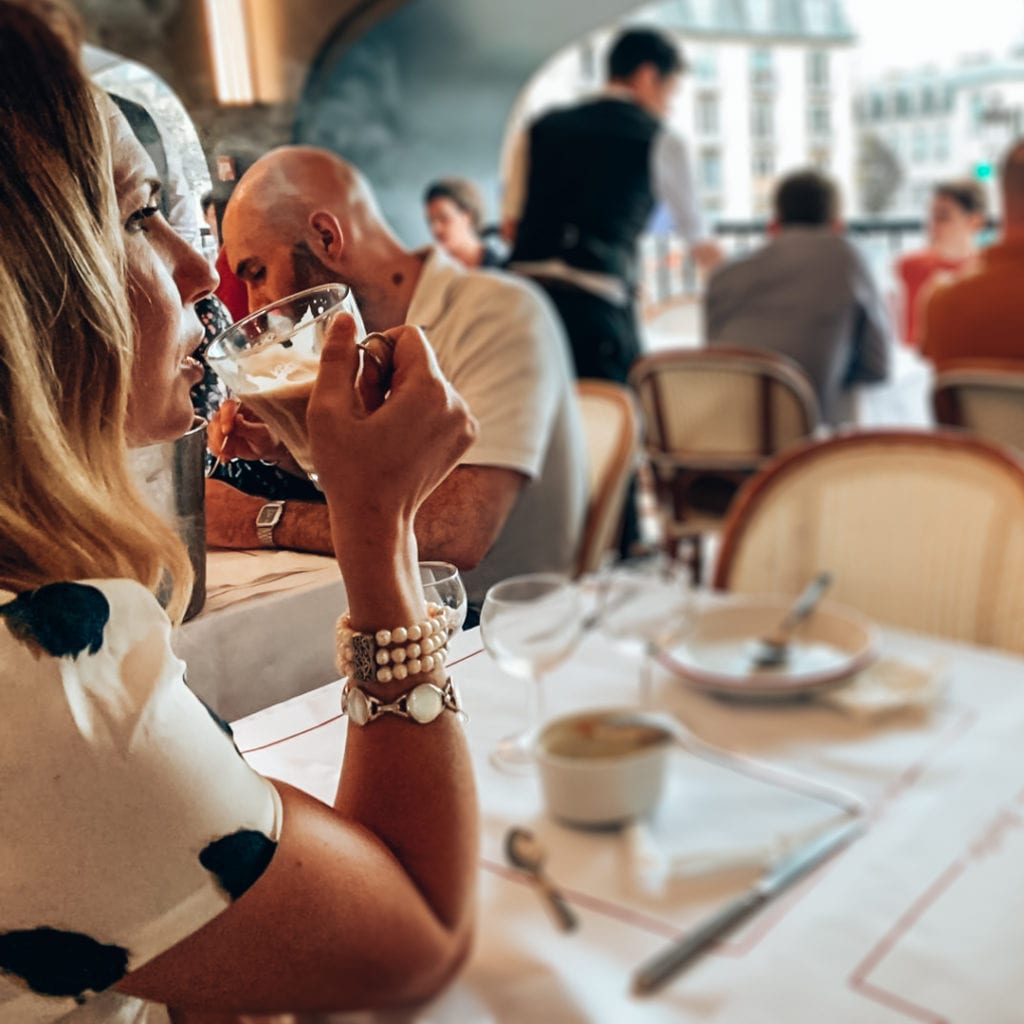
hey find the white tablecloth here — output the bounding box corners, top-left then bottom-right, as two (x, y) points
(839, 343), (935, 429)
(231, 615), (1024, 1023)
(176, 550), (345, 720)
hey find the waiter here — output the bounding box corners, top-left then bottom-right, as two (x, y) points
(503, 26), (721, 384)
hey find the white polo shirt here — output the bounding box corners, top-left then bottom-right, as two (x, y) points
(406, 248), (588, 605)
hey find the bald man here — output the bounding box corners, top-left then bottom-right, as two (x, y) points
(921, 140), (1024, 367)
(209, 146), (587, 611)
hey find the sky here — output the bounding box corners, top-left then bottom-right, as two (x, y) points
(847, 0), (1024, 78)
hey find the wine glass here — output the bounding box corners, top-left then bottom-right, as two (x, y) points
(419, 560), (467, 640)
(480, 573), (584, 774)
(598, 554), (694, 706)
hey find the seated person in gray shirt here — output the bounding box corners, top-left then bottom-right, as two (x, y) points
(703, 169), (892, 425)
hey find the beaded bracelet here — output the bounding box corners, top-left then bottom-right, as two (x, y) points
(336, 603), (450, 683)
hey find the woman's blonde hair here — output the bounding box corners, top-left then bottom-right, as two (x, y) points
(0, 4), (192, 620)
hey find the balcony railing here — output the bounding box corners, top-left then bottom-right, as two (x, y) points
(641, 217), (1000, 313)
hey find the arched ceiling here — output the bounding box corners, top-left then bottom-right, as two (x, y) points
(296, 0), (646, 244)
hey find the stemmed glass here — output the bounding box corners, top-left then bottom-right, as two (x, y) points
(598, 555), (694, 706)
(205, 283), (356, 485)
(419, 560), (467, 640)
(480, 573), (585, 774)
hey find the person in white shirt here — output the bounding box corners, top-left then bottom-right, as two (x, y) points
(212, 147), (587, 613)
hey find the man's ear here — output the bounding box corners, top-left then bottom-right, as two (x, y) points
(308, 211), (344, 260)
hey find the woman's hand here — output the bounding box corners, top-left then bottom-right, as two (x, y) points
(307, 316), (477, 526)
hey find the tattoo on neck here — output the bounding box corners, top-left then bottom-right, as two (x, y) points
(392, 272), (403, 286)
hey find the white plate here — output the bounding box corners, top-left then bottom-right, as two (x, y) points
(659, 597), (878, 700)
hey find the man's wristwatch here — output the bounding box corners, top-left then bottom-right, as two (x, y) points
(255, 500), (286, 548)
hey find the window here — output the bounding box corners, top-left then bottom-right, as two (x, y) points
(752, 149), (774, 177)
(699, 148), (722, 191)
(809, 146), (830, 170)
(921, 88), (935, 116)
(748, 0), (773, 29)
(970, 93), (985, 128)
(895, 90), (911, 118)
(752, 99), (774, 138)
(750, 47), (773, 85)
(870, 93), (885, 120)
(805, 0), (830, 32)
(696, 93), (719, 135)
(933, 125), (950, 162)
(693, 47), (718, 82)
(807, 50), (829, 88)
(911, 127), (928, 163)
(691, 0), (715, 25)
(808, 104), (830, 136)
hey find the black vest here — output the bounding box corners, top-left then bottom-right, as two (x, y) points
(511, 97), (660, 287)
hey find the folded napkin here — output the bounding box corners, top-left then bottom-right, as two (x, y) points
(624, 812), (851, 894)
(818, 655), (948, 721)
(204, 550), (340, 613)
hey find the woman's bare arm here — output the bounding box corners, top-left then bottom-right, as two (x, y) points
(119, 320), (479, 1013)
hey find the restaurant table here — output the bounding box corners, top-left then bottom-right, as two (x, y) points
(231, 608), (1024, 1024)
(176, 549), (345, 720)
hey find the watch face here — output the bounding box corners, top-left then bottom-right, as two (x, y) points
(406, 683), (444, 724)
(256, 502), (284, 528)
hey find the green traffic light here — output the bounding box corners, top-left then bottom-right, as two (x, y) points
(975, 162), (994, 180)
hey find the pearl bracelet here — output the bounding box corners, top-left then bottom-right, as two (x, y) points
(336, 603), (450, 683)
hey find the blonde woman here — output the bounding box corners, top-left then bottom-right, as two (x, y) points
(0, 5), (478, 1022)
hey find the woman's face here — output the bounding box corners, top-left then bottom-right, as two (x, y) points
(111, 111), (216, 447)
(928, 193), (982, 251)
(425, 196), (478, 254)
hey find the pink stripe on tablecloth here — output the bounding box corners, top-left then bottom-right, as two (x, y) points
(480, 857), (685, 940)
(848, 785), (1024, 1023)
(239, 646), (486, 754)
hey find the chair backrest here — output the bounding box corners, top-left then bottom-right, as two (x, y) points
(628, 346), (820, 471)
(714, 430), (1024, 653)
(574, 379), (640, 575)
(932, 359), (1024, 453)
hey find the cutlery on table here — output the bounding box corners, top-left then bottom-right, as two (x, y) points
(750, 570), (833, 670)
(504, 827), (578, 932)
(631, 818), (863, 996)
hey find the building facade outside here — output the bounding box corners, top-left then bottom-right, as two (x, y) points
(501, 0), (859, 228)
(856, 51), (1024, 217)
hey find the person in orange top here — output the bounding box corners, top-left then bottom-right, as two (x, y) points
(896, 179), (986, 345)
(921, 141), (1024, 369)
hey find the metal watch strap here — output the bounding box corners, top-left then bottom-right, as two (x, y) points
(255, 500), (286, 548)
(342, 676), (463, 726)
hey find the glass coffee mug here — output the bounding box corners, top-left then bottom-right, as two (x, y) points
(206, 284), (392, 485)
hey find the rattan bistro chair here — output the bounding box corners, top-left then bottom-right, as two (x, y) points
(628, 346), (820, 581)
(932, 359), (1024, 454)
(714, 430), (1024, 653)
(573, 379), (640, 576)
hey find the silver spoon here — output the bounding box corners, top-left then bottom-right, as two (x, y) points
(750, 571), (834, 670)
(504, 827), (578, 932)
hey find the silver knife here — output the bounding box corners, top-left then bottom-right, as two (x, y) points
(631, 819), (864, 996)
